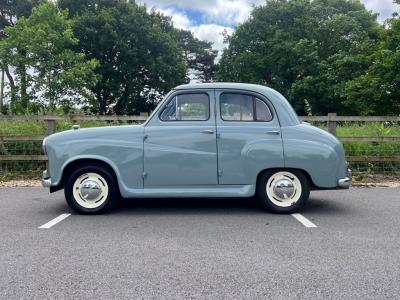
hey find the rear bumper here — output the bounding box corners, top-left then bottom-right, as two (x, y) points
(337, 177), (351, 189)
(337, 167), (352, 189)
(41, 170), (52, 188)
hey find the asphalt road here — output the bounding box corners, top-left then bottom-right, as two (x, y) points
(0, 187), (399, 299)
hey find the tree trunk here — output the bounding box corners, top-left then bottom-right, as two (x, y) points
(97, 90), (105, 114)
(263, 71), (273, 85)
(5, 66), (16, 114)
(97, 89), (110, 115)
(17, 49), (29, 110)
(47, 74), (55, 111)
(115, 85), (130, 115)
(0, 69), (4, 114)
(20, 64), (28, 109)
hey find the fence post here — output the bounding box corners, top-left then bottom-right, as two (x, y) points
(327, 113), (337, 136)
(46, 117), (56, 136)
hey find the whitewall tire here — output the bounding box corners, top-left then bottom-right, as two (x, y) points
(257, 169), (310, 213)
(65, 165), (118, 214)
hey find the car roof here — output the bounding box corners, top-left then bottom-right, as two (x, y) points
(174, 82), (276, 94)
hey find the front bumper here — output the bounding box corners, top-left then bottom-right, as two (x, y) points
(337, 167), (352, 189)
(41, 170), (52, 188)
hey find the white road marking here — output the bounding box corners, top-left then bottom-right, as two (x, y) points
(291, 213), (317, 228)
(39, 213), (71, 229)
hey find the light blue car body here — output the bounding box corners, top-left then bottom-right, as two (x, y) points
(43, 83), (349, 198)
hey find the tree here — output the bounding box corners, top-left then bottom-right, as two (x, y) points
(59, 0), (187, 115)
(150, 11), (218, 82)
(345, 16), (400, 115)
(0, 2), (98, 112)
(217, 0), (380, 115)
(174, 29), (218, 82)
(0, 0), (41, 110)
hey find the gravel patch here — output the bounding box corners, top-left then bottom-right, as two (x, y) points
(0, 179), (399, 188)
(353, 182), (400, 188)
(0, 180), (41, 188)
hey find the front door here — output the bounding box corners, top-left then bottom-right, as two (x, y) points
(143, 91), (218, 186)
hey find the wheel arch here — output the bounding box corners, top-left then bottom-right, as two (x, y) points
(51, 157), (120, 193)
(256, 167), (317, 191)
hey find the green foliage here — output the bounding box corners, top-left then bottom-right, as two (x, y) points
(345, 17), (400, 115)
(217, 0), (381, 115)
(59, 0), (187, 115)
(0, 2), (98, 113)
(0, 120), (47, 136)
(0, 119), (134, 136)
(336, 122), (399, 137)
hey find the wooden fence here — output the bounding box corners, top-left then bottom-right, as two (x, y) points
(1, 113), (400, 163)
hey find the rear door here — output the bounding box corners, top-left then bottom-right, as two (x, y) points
(215, 90), (284, 185)
(143, 91), (218, 186)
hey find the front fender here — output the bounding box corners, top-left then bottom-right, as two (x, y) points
(45, 125), (144, 195)
(56, 155), (126, 192)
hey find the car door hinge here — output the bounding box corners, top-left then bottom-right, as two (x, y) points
(218, 170), (223, 177)
(143, 134), (148, 141)
(142, 172), (148, 179)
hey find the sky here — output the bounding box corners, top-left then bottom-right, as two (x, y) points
(139, 0), (400, 55)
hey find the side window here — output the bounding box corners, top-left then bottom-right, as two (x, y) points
(220, 93), (273, 122)
(160, 93), (210, 121)
(220, 94), (253, 121)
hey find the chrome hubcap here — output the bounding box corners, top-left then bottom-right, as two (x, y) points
(80, 180), (102, 201)
(266, 171), (302, 207)
(273, 178), (295, 199)
(73, 173), (109, 209)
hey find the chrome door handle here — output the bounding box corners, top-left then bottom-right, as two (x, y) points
(201, 129), (214, 134)
(266, 131), (280, 135)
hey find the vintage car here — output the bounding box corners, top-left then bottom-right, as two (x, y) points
(42, 83), (351, 214)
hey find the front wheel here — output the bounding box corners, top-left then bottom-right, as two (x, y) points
(64, 165), (119, 214)
(257, 169), (310, 214)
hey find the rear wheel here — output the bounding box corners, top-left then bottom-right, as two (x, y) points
(257, 169), (310, 214)
(64, 164), (118, 214)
